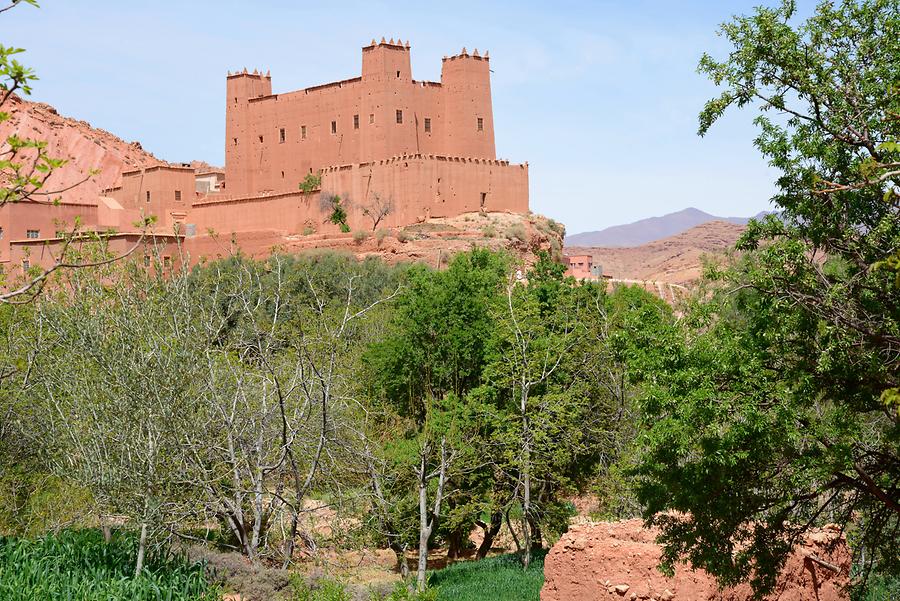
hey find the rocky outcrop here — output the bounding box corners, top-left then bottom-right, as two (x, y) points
(541, 520), (850, 601)
(0, 94), (162, 203)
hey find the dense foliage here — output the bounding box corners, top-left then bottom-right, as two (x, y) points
(633, 0), (900, 595)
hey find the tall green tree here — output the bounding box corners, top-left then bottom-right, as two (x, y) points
(635, 0), (900, 593)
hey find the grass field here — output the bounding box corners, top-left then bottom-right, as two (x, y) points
(427, 550), (546, 601)
(0, 529), (219, 601)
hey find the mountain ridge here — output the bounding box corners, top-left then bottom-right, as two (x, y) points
(565, 207), (767, 247)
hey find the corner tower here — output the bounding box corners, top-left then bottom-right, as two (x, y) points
(225, 70), (272, 197)
(440, 49), (496, 159)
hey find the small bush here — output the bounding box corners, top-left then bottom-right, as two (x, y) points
(340, 223), (351, 233)
(382, 580), (438, 600)
(302, 225), (316, 236)
(292, 574), (351, 601)
(481, 225), (497, 238)
(375, 228), (390, 245)
(396, 229), (411, 243)
(299, 173), (322, 193)
(353, 230), (368, 245)
(504, 223), (527, 242)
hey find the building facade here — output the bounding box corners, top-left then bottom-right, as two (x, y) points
(1, 39), (530, 279)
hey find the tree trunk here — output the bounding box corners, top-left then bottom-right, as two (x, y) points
(416, 459), (431, 591)
(391, 542), (410, 578)
(476, 511), (503, 559)
(416, 437), (448, 592)
(446, 526), (466, 560)
(521, 386), (532, 570)
(134, 521), (147, 577)
(528, 515), (543, 550)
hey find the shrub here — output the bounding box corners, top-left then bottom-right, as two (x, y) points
(291, 574), (351, 601)
(481, 225), (497, 238)
(302, 225), (316, 236)
(396, 229), (411, 243)
(382, 580), (438, 600)
(299, 173), (322, 193)
(375, 228), (390, 246)
(353, 230), (368, 245)
(504, 223), (527, 242)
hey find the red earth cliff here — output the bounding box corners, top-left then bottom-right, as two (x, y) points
(0, 94), (162, 203)
(541, 520), (850, 601)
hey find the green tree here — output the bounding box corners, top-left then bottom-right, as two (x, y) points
(635, 0), (900, 593)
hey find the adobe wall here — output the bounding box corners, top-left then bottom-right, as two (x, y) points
(104, 166), (196, 230)
(0, 200), (99, 264)
(8, 234), (183, 276)
(184, 156), (528, 237)
(225, 42), (495, 198)
(322, 155), (528, 227)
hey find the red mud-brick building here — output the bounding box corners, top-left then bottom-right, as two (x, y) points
(1, 39), (529, 278)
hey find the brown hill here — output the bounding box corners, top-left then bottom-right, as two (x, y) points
(566, 220), (745, 286)
(0, 94), (162, 203)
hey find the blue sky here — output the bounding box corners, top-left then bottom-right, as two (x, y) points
(5, 0), (810, 235)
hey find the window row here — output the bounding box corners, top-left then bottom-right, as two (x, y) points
(144, 191), (183, 202)
(252, 113), (488, 143)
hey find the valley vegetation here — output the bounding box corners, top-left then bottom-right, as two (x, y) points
(1, 0), (899, 600)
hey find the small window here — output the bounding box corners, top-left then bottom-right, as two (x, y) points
(424, 118), (431, 133)
(369, 113), (374, 124)
(258, 135), (264, 143)
(279, 128), (286, 143)
(301, 125), (307, 139)
(353, 114), (359, 130)
(175, 190), (182, 201)
(396, 70), (401, 78)
(26, 229), (39, 239)
(331, 121), (337, 134)
(477, 117), (484, 132)
(163, 256), (172, 268)
(396, 109), (403, 124)
(146, 191), (151, 203)
(22, 259), (29, 271)
(281, 170), (285, 178)
(233, 137), (238, 145)
(143, 255), (150, 267)
(0, 227), (4, 240)
(234, 96), (238, 104)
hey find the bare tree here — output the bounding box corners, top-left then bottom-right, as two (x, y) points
(362, 193), (394, 231)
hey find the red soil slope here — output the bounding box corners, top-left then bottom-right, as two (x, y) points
(0, 94), (162, 203)
(542, 520), (850, 601)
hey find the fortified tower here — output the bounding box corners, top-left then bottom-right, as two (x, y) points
(225, 70), (272, 197)
(223, 40), (501, 198)
(440, 48), (495, 159)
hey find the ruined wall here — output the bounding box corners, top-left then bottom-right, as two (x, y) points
(224, 41), (496, 198)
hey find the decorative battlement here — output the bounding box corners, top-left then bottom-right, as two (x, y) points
(363, 37), (411, 51)
(226, 68), (271, 79)
(443, 47), (489, 62)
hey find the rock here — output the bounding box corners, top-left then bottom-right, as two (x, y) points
(614, 584), (630, 595)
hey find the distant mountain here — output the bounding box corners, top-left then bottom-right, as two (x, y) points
(566, 220), (747, 286)
(564, 207), (768, 247)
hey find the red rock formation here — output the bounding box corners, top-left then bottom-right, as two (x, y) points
(541, 520), (850, 601)
(0, 94), (162, 203)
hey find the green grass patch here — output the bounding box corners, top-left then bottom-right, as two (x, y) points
(0, 529), (219, 600)
(427, 550), (546, 601)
